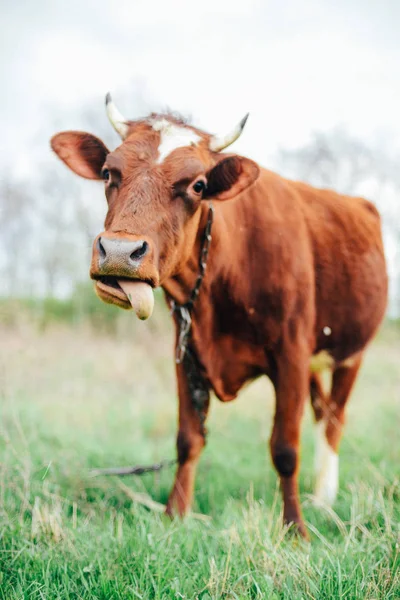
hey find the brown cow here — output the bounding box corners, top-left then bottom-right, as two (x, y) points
(51, 95), (388, 537)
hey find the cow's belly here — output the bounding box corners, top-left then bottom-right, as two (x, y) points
(314, 246), (387, 360)
(314, 294), (386, 362)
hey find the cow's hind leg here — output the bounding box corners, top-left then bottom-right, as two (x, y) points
(166, 359), (210, 518)
(310, 372), (328, 422)
(312, 355), (363, 505)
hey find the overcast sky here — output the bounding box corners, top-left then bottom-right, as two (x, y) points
(2, 0), (400, 176)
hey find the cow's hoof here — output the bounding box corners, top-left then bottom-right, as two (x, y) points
(284, 519), (309, 541)
(165, 501), (186, 520)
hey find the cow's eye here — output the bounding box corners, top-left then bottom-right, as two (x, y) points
(102, 169), (110, 182)
(193, 180), (206, 194)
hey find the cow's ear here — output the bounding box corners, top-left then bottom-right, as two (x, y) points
(204, 156), (259, 201)
(50, 131), (109, 180)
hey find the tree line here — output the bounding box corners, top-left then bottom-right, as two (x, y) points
(1, 119), (399, 314)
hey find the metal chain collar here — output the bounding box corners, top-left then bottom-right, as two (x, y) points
(171, 203), (214, 364)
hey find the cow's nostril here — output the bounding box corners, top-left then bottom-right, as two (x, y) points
(97, 237), (106, 260)
(130, 241), (148, 261)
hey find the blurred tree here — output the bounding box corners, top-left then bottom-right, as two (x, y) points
(0, 178), (35, 296)
(279, 129), (376, 193)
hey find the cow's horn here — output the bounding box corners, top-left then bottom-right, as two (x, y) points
(105, 93), (129, 139)
(209, 113), (249, 152)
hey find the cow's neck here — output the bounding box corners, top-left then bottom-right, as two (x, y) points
(163, 202), (216, 308)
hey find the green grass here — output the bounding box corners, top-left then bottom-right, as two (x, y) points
(0, 318), (399, 599)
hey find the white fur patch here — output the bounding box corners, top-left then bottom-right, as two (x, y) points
(314, 420), (339, 505)
(340, 355), (357, 368)
(310, 350), (335, 373)
(150, 118), (200, 164)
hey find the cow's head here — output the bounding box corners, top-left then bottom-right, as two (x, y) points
(51, 95), (259, 319)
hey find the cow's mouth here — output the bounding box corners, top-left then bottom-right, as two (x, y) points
(95, 277), (130, 308)
(95, 276), (155, 319)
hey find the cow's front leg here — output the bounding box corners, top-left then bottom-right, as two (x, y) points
(166, 357), (210, 517)
(270, 348), (309, 538)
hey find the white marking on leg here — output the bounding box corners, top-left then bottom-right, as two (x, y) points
(150, 118), (200, 164)
(314, 420), (339, 505)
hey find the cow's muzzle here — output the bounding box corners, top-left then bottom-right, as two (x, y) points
(90, 233), (159, 318)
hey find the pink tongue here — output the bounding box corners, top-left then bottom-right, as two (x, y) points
(118, 280), (154, 320)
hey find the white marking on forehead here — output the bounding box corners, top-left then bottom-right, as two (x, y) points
(323, 326), (332, 336)
(150, 118), (201, 164)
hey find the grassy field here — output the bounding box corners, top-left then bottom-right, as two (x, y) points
(0, 312), (399, 599)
